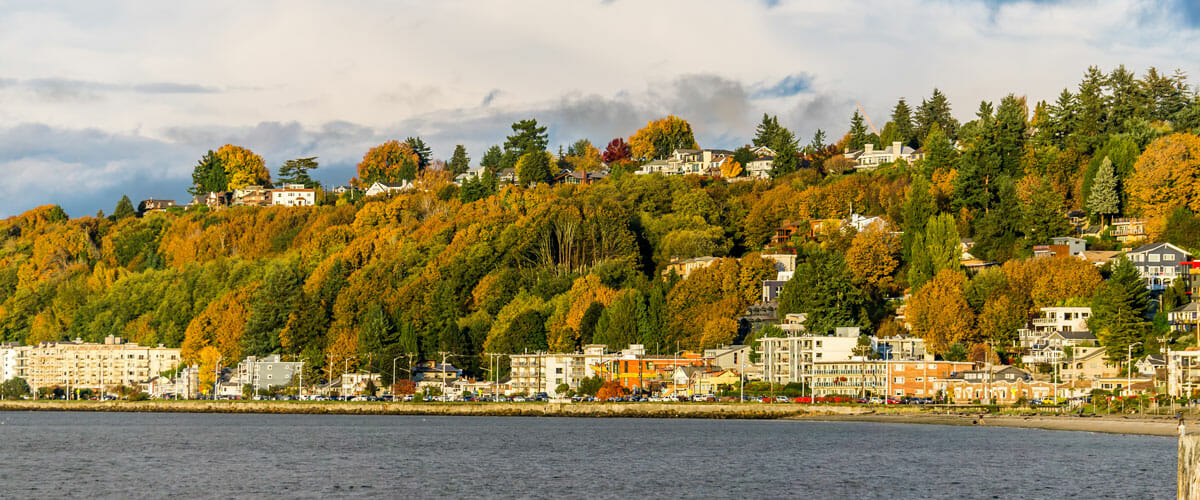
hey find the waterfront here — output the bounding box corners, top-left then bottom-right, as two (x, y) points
(0, 412), (1176, 499)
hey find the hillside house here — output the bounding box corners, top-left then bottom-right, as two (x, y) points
(843, 141), (921, 169)
(364, 181), (414, 197)
(1109, 218), (1147, 243)
(1127, 242), (1191, 292)
(137, 198), (176, 216)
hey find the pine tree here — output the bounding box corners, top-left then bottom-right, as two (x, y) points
(971, 176), (1021, 262)
(777, 250), (867, 335)
(994, 94), (1028, 177)
(1089, 256), (1150, 361)
(769, 129), (800, 178)
(890, 98), (915, 148)
(1022, 178), (1069, 245)
(480, 145), (503, 170)
(404, 137), (432, 169)
(848, 111), (869, 150)
(753, 114), (781, 148)
(916, 88), (959, 142)
(112, 195), (136, 220)
(919, 123), (955, 178)
(277, 157), (319, 187)
(908, 214), (961, 289)
(1087, 156), (1120, 225)
(808, 129), (827, 153)
(447, 145), (470, 176)
(901, 176), (936, 260)
(358, 302), (395, 363)
(189, 150), (227, 195)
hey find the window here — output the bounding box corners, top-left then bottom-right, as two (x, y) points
(895, 365), (904, 372)
(1165, 253), (1176, 261)
(1149, 254), (1161, 262)
(894, 377), (905, 383)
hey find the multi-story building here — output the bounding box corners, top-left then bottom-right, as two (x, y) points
(809, 360), (973, 398)
(1127, 242), (1191, 292)
(872, 336), (929, 361)
(758, 333), (858, 386)
(5, 335), (182, 394)
(269, 184), (316, 207)
(1030, 306), (1092, 333)
(1168, 348), (1200, 398)
(0, 342), (20, 381)
(662, 256), (718, 279)
(509, 344), (614, 397)
(235, 354), (304, 392)
(886, 361), (974, 398)
(1109, 218), (1147, 243)
(590, 344), (713, 393)
(232, 185), (272, 206)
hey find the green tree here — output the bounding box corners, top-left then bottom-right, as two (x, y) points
(890, 98), (916, 147)
(1022, 178), (1070, 245)
(848, 111), (869, 150)
(277, 157), (319, 187)
(112, 195), (136, 220)
(753, 114), (783, 148)
(916, 88), (959, 142)
(516, 151), (553, 186)
(501, 119), (549, 170)
(242, 262), (303, 358)
(777, 250), (867, 335)
(358, 302), (395, 366)
(1089, 256), (1151, 361)
(189, 150), (228, 195)
(1087, 156), (1120, 226)
(448, 145), (471, 176)
(594, 289), (645, 350)
(1162, 207), (1200, 251)
(1162, 277), (1190, 312)
(907, 213), (961, 290)
(0, 377), (30, 399)
(733, 146), (755, 167)
(919, 123), (955, 178)
(405, 137), (432, 169)
(480, 145), (503, 170)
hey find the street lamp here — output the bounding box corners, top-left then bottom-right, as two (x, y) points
(1127, 341), (1143, 399)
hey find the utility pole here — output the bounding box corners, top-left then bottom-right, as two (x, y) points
(438, 352), (456, 400)
(1127, 341), (1143, 399)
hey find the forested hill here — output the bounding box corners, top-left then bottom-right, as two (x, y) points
(4, 65), (1200, 382)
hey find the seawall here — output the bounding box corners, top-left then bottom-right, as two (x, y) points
(1183, 425), (1200, 500)
(0, 400), (867, 419)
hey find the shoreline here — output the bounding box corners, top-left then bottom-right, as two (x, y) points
(0, 400), (1190, 436)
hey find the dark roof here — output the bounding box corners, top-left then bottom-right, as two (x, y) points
(1054, 331), (1097, 341)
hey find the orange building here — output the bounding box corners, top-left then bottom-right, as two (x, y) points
(594, 352), (711, 392)
(885, 361), (974, 398)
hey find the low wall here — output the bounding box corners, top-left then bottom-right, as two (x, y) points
(0, 400), (873, 419)
(1183, 425), (1200, 500)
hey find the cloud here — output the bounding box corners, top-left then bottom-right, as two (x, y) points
(481, 89), (501, 107)
(751, 73), (815, 99)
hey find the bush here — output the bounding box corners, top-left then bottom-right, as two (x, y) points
(129, 391), (150, 401)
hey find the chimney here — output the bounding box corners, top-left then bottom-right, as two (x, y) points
(892, 141), (903, 155)
(864, 144), (874, 154)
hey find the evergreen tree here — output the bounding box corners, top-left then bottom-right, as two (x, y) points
(404, 137), (432, 169)
(1089, 256), (1150, 361)
(901, 176), (936, 260)
(1087, 156), (1120, 225)
(777, 249), (867, 335)
(753, 114), (782, 148)
(768, 129), (800, 178)
(641, 286), (667, 348)
(276, 157), (319, 187)
(243, 263), (303, 358)
(1163, 277), (1190, 312)
(112, 195), (136, 220)
(579, 302), (604, 346)
(1022, 178), (1070, 245)
(1075, 66), (1107, 152)
(594, 290), (644, 350)
(358, 302), (395, 363)
(971, 176), (1021, 262)
(189, 150), (227, 195)
(919, 123), (955, 178)
(501, 119), (549, 171)
(480, 145), (503, 170)
(916, 88), (958, 142)
(848, 111), (869, 150)
(993, 94), (1028, 177)
(516, 151), (553, 186)
(808, 129), (827, 153)
(1047, 88), (1078, 147)
(1162, 207), (1200, 251)
(890, 98), (916, 147)
(733, 146), (755, 167)
(907, 214), (961, 290)
(448, 145), (471, 175)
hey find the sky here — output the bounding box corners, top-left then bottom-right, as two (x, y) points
(1, 0), (1198, 218)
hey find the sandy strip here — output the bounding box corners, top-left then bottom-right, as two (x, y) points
(795, 413), (1186, 437)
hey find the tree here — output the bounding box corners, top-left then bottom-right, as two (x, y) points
(777, 249), (867, 335)
(480, 145), (503, 170)
(242, 263), (303, 358)
(112, 195), (136, 220)
(1127, 133), (1200, 237)
(1021, 177), (1069, 245)
(629, 116), (698, 160)
(594, 289), (645, 350)
(0, 377), (29, 399)
(516, 151), (553, 186)
(848, 111), (869, 151)
(919, 123), (956, 178)
(907, 214), (961, 290)
(916, 88), (959, 142)
(502, 119), (549, 170)
(719, 157), (743, 178)
(447, 145), (471, 176)
(189, 150), (228, 194)
(768, 129), (800, 178)
(1089, 256), (1151, 361)
(1162, 206), (1200, 251)
(753, 114), (783, 148)
(1087, 156), (1120, 226)
(595, 380), (628, 400)
(354, 140), (421, 187)
(277, 157), (319, 188)
(808, 129), (827, 153)
(846, 222), (900, 297)
(215, 144), (270, 189)
(405, 137), (432, 169)
(602, 138), (631, 164)
(889, 98), (916, 148)
(907, 269), (976, 355)
(564, 139), (601, 173)
(1163, 277), (1190, 312)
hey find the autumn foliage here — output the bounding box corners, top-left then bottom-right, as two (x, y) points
(595, 380), (628, 400)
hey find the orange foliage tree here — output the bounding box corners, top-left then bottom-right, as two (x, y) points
(907, 270), (976, 355)
(181, 286), (255, 364)
(595, 380), (628, 400)
(1126, 132), (1200, 237)
(353, 140), (421, 188)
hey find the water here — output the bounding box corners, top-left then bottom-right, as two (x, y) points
(0, 412), (1175, 499)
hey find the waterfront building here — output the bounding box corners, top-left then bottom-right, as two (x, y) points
(509, 344), (613, 396)
(234, 354), (304, 392)
(1168, 348), (1200, 398)
(592, 345), (713, 393)
(3, 335), (181, 394)
(758, 332), (858, 386)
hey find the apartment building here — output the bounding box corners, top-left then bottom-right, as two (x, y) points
(509, 344), (614, 396)
(758, 333), (858, 386)
(3, 335), (182, 393)
(1168, 348), (1200, 398)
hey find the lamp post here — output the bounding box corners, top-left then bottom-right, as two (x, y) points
(1127, 341), (1143, 400)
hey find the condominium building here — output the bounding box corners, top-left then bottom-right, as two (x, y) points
(234, 354), (304, 392)
(3, 335), (182, 393)
(1168, 348), (1200, 398)
(509, 344), (615, 396)
(758, 333), (858, 386)
(808, 360), (974, 398)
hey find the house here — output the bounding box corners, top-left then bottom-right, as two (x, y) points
(745, 156), (774, 179)
(1136, 354), (1166, 377)
(364, 181), (414, 197)
(1061, 346), (1117, 381)
(938, 377), (1056, 404)
(1031, 306), (1092, 333)
(137, 198), (176, 216)
(635, 149), (733, 176)
(843, 141), (921, 169)
(1126, 242), (1191, 291)
(772, 221), (805, 247)
(779, 313), (807, 334)
(1109, 218), (1148, 243)
(341, 372), (383, 396)
(1167, 348), (1200, 398)
(558, 169), (607, 185)
(1050, 237), (1087, 256)
(844, 213), (886, 232)
(187, 191), (232, 210)
(871, 336), (929, 361)
(1022, 331), (1099, 365)
(702, 345), (753, 372)
(761, 279), (787, 303)
(1091, 376), (1155, 395)
(270, 184), (315, 207)
(692, 369), (742, 395)
(761, 254), (797, 274)
(232, 185), (271, 206)
(1169, 301), (1200, 333)
(662, 256), (719, 279)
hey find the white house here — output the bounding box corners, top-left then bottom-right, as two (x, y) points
(364, 181), (414, 197)
(270, 184), (315, 206)
(844, 141), (921, 169)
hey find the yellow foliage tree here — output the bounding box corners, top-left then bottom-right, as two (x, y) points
(629, 115), (698, 160)
(907, 269), (976, 355)
(353, 140), (421, 188)
(215, 144), (270, 189)
(1126, 132), (1200, 237)
(845, 221), (900, 295)
(181, 286), (254, 364)
(719, 157), (743, 178)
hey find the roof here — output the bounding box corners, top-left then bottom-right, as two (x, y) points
(1171, 301), (1200, 314)
(1141, 354), (1166, 365)
(1130, 241), (1190, 256)
(1051, 331), (1097, 341)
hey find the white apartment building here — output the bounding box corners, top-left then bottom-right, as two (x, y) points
(1168, 348), (1200, 398)
(2, 335), (182, 393)
(509, 344), (615, 397)
(758, 334), (858, 386)
(235, 354), (304, 392)
(1030, 306), (1091, 333)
